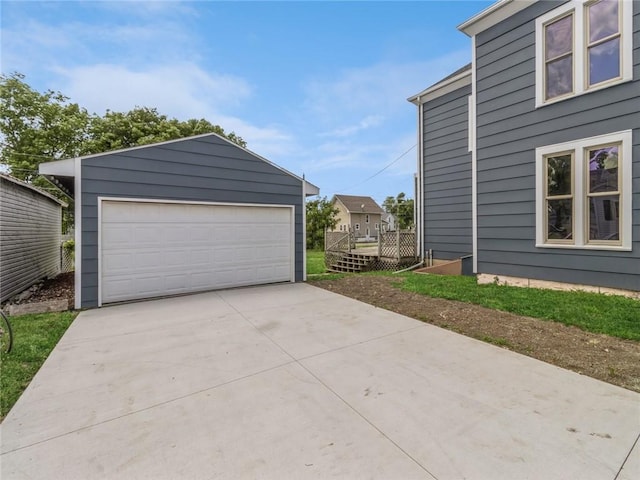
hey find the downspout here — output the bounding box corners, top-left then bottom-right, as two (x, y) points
(471, 35), (478, 274)
(417, 95), (425, 263)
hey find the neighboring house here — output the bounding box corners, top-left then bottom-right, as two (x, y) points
(0, 174), (66, 302)
(409, 0), (639, 294)
(331, 194), (386, 240)
(382, 212), (397, 232)
(40, 133), (319, 309)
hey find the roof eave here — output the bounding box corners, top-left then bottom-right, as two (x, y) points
(408, 70), (472, 105)
(457, 0), (537, 37)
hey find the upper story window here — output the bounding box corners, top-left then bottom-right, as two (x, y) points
(535, 0), (632, 106)
(365, 214), (370, 223)
(535, 130), (632, 250)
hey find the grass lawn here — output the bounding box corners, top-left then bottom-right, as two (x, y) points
(398, 273), (640, 341)
(1, 311), (77, 420)
(306, 249), (326, 275)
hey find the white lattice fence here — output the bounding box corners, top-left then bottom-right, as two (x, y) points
(379, 230), (416, 259)
(325, 231), (354, 252)
(60, 233), (75, 273)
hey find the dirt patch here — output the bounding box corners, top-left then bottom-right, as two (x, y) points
(311, 275), (640, 393)
(2, 272), (74, 311)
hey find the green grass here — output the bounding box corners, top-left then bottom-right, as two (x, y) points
(398, 273), (640, 341)
(306, 249), (327, 275)
(1, 311), (77, 420)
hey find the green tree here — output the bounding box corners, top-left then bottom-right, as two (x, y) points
(0, 72), (91, 181)
(306, 196), (339, 250)
(86, 108), (247, 153)
(382, 192), (414, 229)
(0, 73), (247, 181)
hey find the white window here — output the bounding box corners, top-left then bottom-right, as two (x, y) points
(366, 227), (370, 236)
(365, 214), (370, 223)
(535, 0), (632, 106)
(355, 223), (360, 231)
(375, 223), (379, 230)
(535, 130), (632, 250)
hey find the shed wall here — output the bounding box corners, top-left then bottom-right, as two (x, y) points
(0, 178), (62, 302)
(422, 85), (473, 259)
(474, 0), (640, 291)
(80, 135), (304, 308)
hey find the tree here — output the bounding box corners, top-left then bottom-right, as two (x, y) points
(306, 196), (339, 250)
(382, 192), (414, 229)
(0, 73), (247, 181)
(85, 108), (247, 153)
(0, 72), (91, 181)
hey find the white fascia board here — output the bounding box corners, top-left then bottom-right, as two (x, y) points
(304, 181), (320, 196)
(408, 71), (472, 105)
(458, 0), (537, 37)
(39, 157), (76, 177)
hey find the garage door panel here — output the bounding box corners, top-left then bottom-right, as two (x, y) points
(101, 201), (293, 304)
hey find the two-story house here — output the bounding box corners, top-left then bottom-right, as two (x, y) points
(331, 194), (386, 241)
(409, 0), (638, 295)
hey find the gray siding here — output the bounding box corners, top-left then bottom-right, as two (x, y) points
(80, 135), (304, 308)
(475, 1), (640, 291)
(423, 85), (473, 259)
(0, 177), (62, 302)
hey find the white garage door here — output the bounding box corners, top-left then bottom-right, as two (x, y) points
(100, 200), (294, 304)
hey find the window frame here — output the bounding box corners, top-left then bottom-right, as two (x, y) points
(355, 223), (360, 231)
(535, 130), (632, 250)
(543, 150), (575, 245)
(535, 0), (632, 107)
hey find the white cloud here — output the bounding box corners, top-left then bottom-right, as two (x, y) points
(303, 49), (470, 122)
(52, 62), (295, 161)
(56, 63), (252, 116)
(318, 115), (385, 138)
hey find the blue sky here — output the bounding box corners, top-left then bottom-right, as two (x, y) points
(2, 0), (492, 205)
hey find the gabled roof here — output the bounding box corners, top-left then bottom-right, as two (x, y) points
(39, 132), (319, 197)
(0, 173), (67, 207)
(332, 194), (385, 214)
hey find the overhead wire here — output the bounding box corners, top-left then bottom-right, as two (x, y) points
(338, 143), (416, 194)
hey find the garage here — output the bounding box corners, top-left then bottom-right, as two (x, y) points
(39, 133), (318, 308)
(100, 200), (294, 304)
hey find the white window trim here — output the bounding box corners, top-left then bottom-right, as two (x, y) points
(535, 0), (633, 108)
(355, 223), (360, 231)
(535, 130), (632, 251)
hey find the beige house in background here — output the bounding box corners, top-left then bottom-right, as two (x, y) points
(331, 194), (386, 241)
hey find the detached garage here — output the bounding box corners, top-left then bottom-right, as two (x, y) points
(39, 133), (318, 308)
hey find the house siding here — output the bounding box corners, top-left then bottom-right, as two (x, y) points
(0, 177), (62, 302)
(422, 85), (473, 260)
(80, 135), (304, 308)
(474, 0), (640, 291)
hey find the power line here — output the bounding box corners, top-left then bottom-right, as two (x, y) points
(338, 143), (416, 194)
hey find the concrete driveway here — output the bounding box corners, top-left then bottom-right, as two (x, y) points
(1, 283), (638, 479)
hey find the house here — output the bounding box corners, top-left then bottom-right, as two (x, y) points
(381, 212), (396, 232)
(0, 174), (66, 302)
(331, 194), (386, 240)
(409, 0), (639, 295)
(39, 133), (319, 309)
